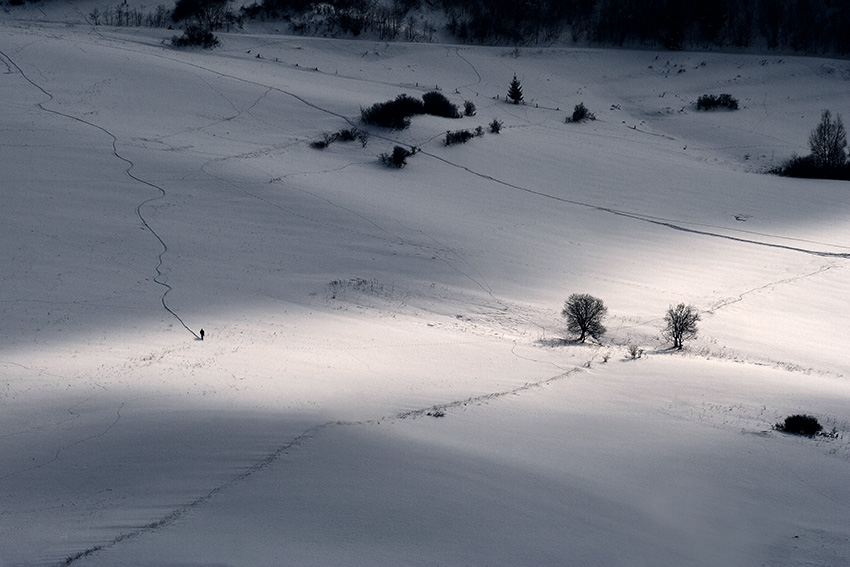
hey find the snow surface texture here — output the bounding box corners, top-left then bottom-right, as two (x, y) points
(1, 5), (850, 567)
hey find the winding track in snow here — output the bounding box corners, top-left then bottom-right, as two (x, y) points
(0, 48), (199, 338)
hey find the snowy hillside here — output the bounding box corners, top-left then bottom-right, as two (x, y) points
(1, 6), (849, 567)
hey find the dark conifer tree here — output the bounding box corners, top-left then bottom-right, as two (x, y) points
(507, 74), (523, 104)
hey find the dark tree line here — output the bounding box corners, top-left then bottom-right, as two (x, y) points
(438, 0), (850, 52)
(241, 0), (850, 53)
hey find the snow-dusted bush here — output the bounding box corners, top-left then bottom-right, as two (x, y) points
(422, 91), (461, 118)
(774, 414), (823, 436)
(489, 118), (503, 133)
(173, 0), (239, 31)
(696, 93), (739, 111)
(567, 102), (595, 123)
(379, 145), (415, 168)
(172, 24), (220, 48)
(464, 100), (477, 116)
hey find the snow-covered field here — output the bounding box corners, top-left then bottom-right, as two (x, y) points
(2, 4), (850, 566)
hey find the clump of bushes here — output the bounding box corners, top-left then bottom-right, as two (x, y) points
(423, 91), (461, 118)
(445, 127), (484, 146)
(310, 127), (369, 149)
(771, 155), (850, 180)
(445, 129), (474, 146)
(379, 145), (416, 168)
(361, 91), (465, 130)
(696, 93), (739, 110)
(774, 414), (823, 436)
(464, 100), (477, 116)
(489, 118), (503, 133)
(172, 23), (220, 48)
(361, 94), (424, 129)
(566, 102), (596, 123)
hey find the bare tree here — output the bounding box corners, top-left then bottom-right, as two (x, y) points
(664, 303), (700, 350)
(808, 109), (848, 170)
(562, 294), (607, 343)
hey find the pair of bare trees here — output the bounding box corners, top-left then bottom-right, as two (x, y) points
(561, 294), (700, 351)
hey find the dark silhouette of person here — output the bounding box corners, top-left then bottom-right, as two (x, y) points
(200, 328), (205, 341)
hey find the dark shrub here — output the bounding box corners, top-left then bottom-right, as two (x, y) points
(310, 138), (331, 150)
(489, 118), (503, 133)
(445, 129), (474, 146)
(464, 100), (477, 116)
(393, 93), (426, 116)
(379, 145), (415, 168)
(310, 127), (368, 149)
(337, 127), (359, 142)
(771, 154), (850, 181)
(775, 414), (823, 436)
(696, 93), (739, 110)
(361, 94), (424, 129)
(422, 91), (461, 118)
(567, 102), (595, 123)
(172, 23), (220, 48)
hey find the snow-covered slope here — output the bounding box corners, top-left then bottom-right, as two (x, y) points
(1, 11), (849, 567)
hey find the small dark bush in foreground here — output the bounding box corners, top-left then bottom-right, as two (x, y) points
(566, 102), (596, 123)
(423, 91), (461, 118)
(361, 94), (424, 129)
(489, 118), (503, 133)
(310, 127), (368, 149)
(774, 414), (823, 436)
(696, 93), (739, 111)
(379, 145), (415, 168)
(172, 23), (219, 48)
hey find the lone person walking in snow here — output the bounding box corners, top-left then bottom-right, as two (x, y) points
(200, 328), (205, 341)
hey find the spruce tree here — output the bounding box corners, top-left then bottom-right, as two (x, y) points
(507, 74), (523, 104)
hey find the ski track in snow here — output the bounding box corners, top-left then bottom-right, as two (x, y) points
(706, 261), (837, 314)
(418, 150), (850, 258)
(58, 361), (586, 566)
(0, 48), (200, 339)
